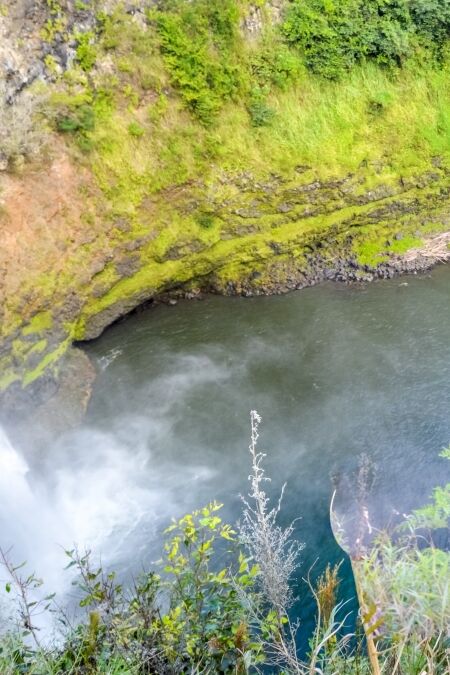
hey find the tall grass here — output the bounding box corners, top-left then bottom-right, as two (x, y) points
(83, 56), (450, 231)
(214, 61), (450, 177)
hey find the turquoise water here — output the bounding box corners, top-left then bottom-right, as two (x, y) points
(83, 266), (450, 638)
(3, 266), (450, 643)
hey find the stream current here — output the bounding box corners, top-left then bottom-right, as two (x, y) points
(2, 266), (450, 639)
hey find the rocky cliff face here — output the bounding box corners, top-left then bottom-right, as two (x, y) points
(0, 1), (150, 100)
(1, 1), (55, 104)
(1, 1), (450, 420)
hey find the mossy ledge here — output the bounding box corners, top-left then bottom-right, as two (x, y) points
(1, 158), (449, 419)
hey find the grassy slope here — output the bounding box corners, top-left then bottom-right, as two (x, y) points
(87, 15), (450, 188)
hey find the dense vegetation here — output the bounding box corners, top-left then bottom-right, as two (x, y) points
(45, 0), (450, 246)
(283, 0), (450, 78)
(47, 0), (450, 226)
(1, 415), (449, 674)
(148, 0), (450, 122)
(4, 0), (450, 174)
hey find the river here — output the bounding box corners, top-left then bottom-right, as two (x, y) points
(1, 266), (450, 641)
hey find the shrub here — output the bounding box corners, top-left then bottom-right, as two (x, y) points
(248, 98), (275, 127)
(0, 502), (263, 674)
(410, 0), (450, 59)
(127, 121), (145, 137)
(282, 0), (450, 78)
(74, 31), (98, 72)
(50, 89), (105, 152)
(56, 104), (95, 133)
(196, 212), (215, 229)
(0, 86), (47, 170)
(152, 0), (243, 124)
(250, 38), (303, 90)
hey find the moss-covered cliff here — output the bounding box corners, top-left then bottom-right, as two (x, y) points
(1, 0), (450, 414)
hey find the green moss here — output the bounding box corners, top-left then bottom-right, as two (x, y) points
(354, 229), (425, 267)
(354, 240), (390, 267)
(22, 338), (71, 387)
(22, 311), (53, 337)
(0, 370), (20, 391)
(389, 235), (423, 255)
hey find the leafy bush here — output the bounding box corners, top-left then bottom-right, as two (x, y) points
(152, 0), (243, 125)
(56, 104), (95, 134)
(249, 38), (303, 90)
(74, 31), (97, 72)
(282, 0), (450, 78)
(196, 212), (215, 229)
(248, 98), (276, 127)
(127, 121), (145, 137)
(410, 0), (450, 59)
(0, 502), (263, 674)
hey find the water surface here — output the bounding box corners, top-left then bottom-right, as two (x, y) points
(2, 266), (450, 638)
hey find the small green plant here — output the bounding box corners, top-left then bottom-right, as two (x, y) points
(44, 54), (59, 77)
(160, 501), (262, 670)
(40, 11), (67, 44)
(56, 104), (95, 134)
(367, 90), (394, 116)
(250, 38), (303, 90)
(127, 121), (145, 138)
(148, 93), (169, 123)
(196, 212), (215, 229)
(248, 98), (275, 127)
(74, 31), (97, 72)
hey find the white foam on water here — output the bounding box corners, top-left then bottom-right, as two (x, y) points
(0, 422), (214, 632)
(0, 352), (233, 635)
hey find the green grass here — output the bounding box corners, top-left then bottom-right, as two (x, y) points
(86, 56), (450, 215)
(214, 62), (450, 177)
(48, 0), (450, 194)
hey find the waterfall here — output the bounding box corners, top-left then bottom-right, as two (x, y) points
(0, 426), (76, 594)
(0, 423), (213, 601)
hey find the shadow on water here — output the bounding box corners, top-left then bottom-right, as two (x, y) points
(2, 266), (450, 647)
